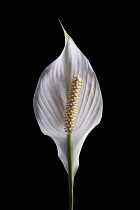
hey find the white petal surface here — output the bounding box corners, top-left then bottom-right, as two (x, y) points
(33, 28), (103, 175)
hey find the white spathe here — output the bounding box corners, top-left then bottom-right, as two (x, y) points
(33, 26), (103, 176)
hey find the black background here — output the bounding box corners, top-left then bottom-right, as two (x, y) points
(4, 5), (133, 209)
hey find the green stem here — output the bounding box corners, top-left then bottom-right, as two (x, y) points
(67, 134), (74, 210)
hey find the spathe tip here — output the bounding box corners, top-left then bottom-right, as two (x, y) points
(58, 18), (67, 35)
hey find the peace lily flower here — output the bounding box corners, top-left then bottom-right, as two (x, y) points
(33, 20), (103, 210)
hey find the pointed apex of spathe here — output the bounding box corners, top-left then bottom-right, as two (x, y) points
(58, 18), (67, 38)
(58, 18), (66, 33)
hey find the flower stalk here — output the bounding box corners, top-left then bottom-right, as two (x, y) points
(67, 134), (74, 210)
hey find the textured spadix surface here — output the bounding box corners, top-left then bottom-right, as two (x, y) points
(33, 26), (103, 176)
